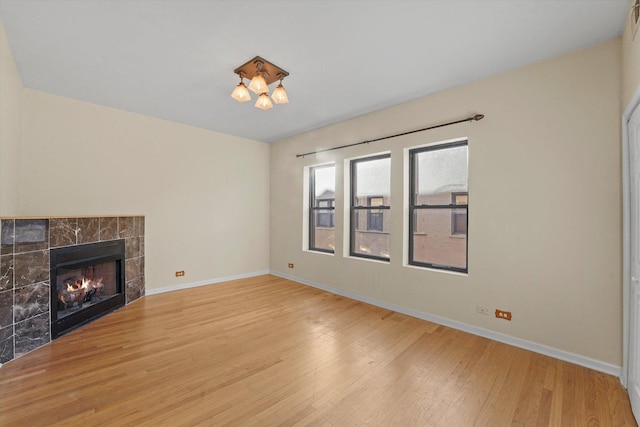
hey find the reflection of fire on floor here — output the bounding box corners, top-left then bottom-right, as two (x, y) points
(58, 276), (105, 312)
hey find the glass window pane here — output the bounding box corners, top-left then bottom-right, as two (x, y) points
(310, 164), (335, 253)
(354, 157), (390, 200)
(314, 165), (335, 205)
(412, 208), (466, 269)
(414, 145), (467, 204)
(311, 209), (335, 252)
(353, 209), (390, 259)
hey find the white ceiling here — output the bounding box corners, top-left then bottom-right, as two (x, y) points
(0, 0), (631, 143)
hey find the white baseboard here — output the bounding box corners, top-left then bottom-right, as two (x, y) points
(145, 270), (270, 296)
(270, 270), (622, 378)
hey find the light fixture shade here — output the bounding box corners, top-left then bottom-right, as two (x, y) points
(255, 93), (273, 110)
(230, 82), (251, 102)
(248, 73), (268, 94)
(271, 83), (289, 104)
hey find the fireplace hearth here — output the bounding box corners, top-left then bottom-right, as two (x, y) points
(50, 240), (125, 338)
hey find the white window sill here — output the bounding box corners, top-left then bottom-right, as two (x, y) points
(403, 263), (468, 276)
(304, 249), (335, 256)
(345, 255), (390, 265)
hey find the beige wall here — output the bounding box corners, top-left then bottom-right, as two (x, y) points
(0, 21), (23, 215)
(270, 40), (622, 365)
(622, 0), (640, 108)
(20, 89), (270, 290)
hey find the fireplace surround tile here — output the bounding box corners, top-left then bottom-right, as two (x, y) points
(78, 218), (100, 244)
(119, 217), (136, 238)
(126, 276), (144, 303)
(0, 289), (13, 328)
(15, 312), (50, 357)
(1, 220), (14, 255)
(126, 257), (142, 282)
(0, 215), (144, 365)
(14, 250), (49, 288)
(0, 325), (13, 364)
(0, 255), (13, 292)
(99, 217), (118, 241)
(14, 219), (48, 254)
(14, 282), (49, 323)
(50, 218), (78, 248)
(134, 216), (144, 238)
(125, 237), (141, 259)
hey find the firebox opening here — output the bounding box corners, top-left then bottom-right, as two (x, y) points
(50, 239), (125, 338)
(56, 261), (117, 318)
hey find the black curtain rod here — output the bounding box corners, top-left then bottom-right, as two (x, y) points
(296, 113), (485, 158)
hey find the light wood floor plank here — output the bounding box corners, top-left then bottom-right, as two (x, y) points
(0, 275), (635, 426)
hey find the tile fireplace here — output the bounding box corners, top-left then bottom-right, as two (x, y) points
(0, 216), (145, 365)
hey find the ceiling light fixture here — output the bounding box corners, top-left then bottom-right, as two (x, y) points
(231, 56), (289, 110)
(248, 62), (269, 95)
(271, 74), (289, 104)
(230, 72), (251, 103)
(255, 93), (273, 110)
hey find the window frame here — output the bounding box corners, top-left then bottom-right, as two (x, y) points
(350, 154), (391, 262)
(408, 140), (468, 273)
(309, 164), (335, 254)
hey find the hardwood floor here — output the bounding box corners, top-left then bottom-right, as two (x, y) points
(0, 275), (635, 426)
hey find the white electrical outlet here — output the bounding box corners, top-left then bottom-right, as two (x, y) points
(476, 305), (489, 315)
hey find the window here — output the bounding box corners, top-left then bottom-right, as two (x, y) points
(409, 141), (468, 272)
(309, 164), (335, 253)
(350, 154), (390, 261)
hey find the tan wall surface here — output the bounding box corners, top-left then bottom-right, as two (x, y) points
(0, 21), (23, 215)
(270, 40), (622, 366)
(623, 0), (640, 108)
(20, 89), (270, 290)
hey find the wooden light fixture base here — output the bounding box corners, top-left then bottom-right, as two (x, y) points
(234, 56), (289, 85)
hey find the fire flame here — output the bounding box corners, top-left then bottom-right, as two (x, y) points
(65, 276), (104, 292)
